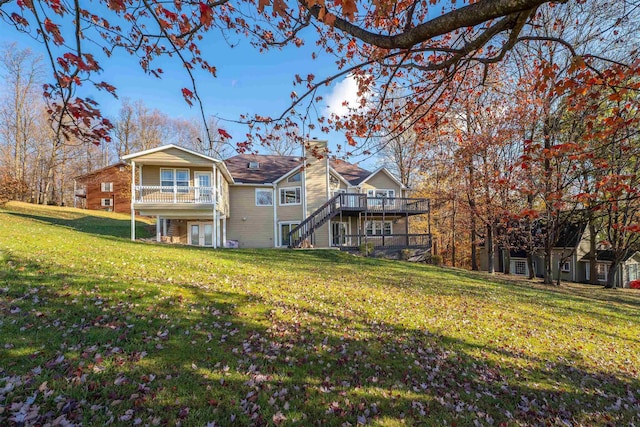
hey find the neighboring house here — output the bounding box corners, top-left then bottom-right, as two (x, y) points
(122, 141), (431, 250)
(74, 162), (131, 213)
(480, 221), (640, 288)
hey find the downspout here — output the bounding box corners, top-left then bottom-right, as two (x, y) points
(130, 160), (136, 241)
(326, 154), (330, 245)
(273, 183), (278, 248)
(213, 163), (218, 249)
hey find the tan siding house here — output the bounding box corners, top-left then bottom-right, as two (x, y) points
(120, 141), (430, 250)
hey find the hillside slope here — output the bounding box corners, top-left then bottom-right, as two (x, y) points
(0, 202), (638, 426)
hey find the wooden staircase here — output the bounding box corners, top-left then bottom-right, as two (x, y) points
(289, 193), (342, 248)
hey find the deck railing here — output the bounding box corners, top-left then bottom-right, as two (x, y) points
(336, 194), (429, 213)
(332, 233), (432, 249)
(134, 185), (217, 204)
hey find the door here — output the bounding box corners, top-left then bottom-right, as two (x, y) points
(280, 222), (300, 247)
(331, 222), (349, 246)
(189, 221), (214, 246)
(194, 172), (212, 203)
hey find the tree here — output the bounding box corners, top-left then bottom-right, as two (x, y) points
(3, 0), (637, 150)
(0, 43), (43, 200)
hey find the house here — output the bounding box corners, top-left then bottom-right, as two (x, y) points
(73, 162), (131, 213)
(121, 140), (431, 250)
(480, 221), (640, 288)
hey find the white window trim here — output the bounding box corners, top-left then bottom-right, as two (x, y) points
(160, 168), (190, 192)
(514, 260), (527, 275)
(561, 261), (571, 273)
(255, 188), (273, 206)
(187, 221), (214, 247)
(101, 198), (112, 207)
(287, 172), (302, 183)
(365, 220), (393, 236)
(279, 186), (302, 206)
(101, 182), (113, 192)
(366, 188), (396, 198)
(279, 221), (301, 247)
(596, 263), (608, 282)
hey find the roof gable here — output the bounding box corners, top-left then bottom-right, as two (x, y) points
(225, 154), (303, 184)
(74, 162), (127, 181)
(329, 159), (371, 186)
(359, 166), (406, 189)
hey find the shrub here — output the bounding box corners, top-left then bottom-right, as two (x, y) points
(429, 254), (443, 266)
(359, 242), (374, 256)
(629, 280), (640, 289)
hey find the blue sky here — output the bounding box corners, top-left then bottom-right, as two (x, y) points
(0, 12), (379, 167)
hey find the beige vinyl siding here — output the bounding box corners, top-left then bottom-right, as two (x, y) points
(140, 166), (218, 186)
(276, 180), (304, 222)
(226, 185), (275, 248)
(329, 172), (349, 194)
(132, 147), (214, 166)
(361, 171), (402, 195)
(305, 154), (329, 214)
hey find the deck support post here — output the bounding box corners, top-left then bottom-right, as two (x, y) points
(156, 216), (161, 242)
(130, 160), (136, 241)
(222, 216), (227, 248)
(405, 211), (409, 247)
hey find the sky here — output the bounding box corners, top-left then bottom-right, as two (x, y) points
(0, 8), (378, 167)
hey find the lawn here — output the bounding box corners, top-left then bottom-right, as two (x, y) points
(0, 201), (638, 426)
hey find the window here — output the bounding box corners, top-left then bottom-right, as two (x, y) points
(596, 263), (608, 282)
(280, 187), (301, 205)
(101, 182), (113, 192)
(160, 168), (189, 193)
(514, 260), (527, 275)
(365, 221), (392, 236)
(101, 198), (112, 207)
(280, 222), (300, 247)
(287, 172), (301, 183)
(367, 189), (396, 198)
(329, 174), (341, 189)
(255, 188), (273, 206)
(561, 261), (571, 272)
(248, 161), (260, 169)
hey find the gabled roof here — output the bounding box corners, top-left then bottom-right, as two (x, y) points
(121, 144), (220, 163)
(594, 249), (639, 262)
(358, 166), (407, 189)
(225, 154), (303, 184)
(121, 144), (235, 183)
(74, 162), (127, 181)
(329, 159), (371, 186)
(546, 221), (587, 248)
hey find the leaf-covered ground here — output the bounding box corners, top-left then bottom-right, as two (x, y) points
(0, 201), (638, 426)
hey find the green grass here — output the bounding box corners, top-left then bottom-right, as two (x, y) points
(0, 201), (638, 426)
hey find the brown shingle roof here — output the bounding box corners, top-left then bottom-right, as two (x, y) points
(224, 154), (373, 185)
(224, 154), (302, 184)
(330, 159), (371, 186)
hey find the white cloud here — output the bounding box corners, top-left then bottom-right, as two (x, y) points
(325, 74), (370, 117)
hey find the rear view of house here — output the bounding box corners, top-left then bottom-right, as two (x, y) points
(121, 141), (431, 251)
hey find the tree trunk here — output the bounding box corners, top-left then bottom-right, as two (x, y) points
(605, 261), (618, 289)
(589, 220), (598, 285)
(470, 222), (478, 270)
(527, 252), (535, 279)
(543, 246), (553, 285)
(451, 202), (456, 267)
(504, 249), (511, 275)
(487, 222), (495, 274)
